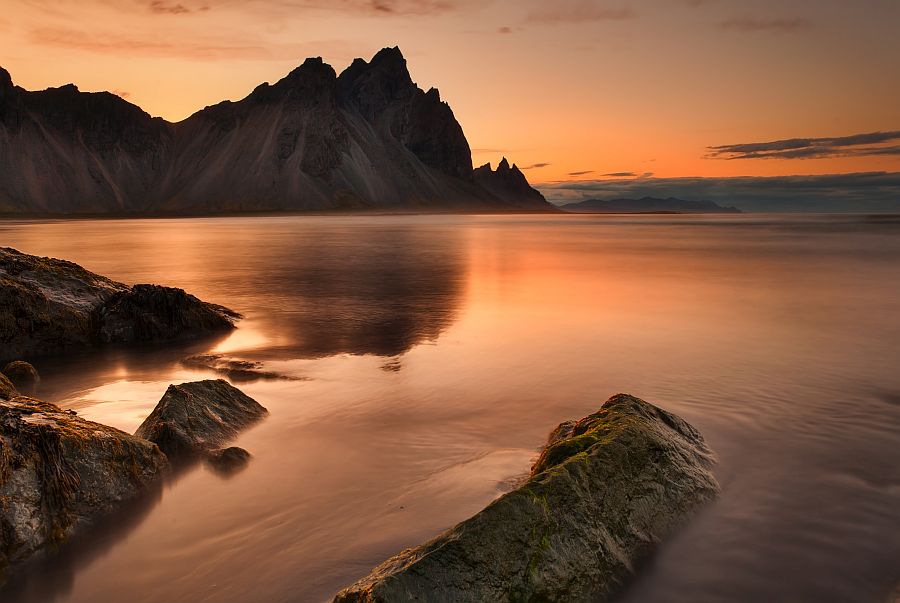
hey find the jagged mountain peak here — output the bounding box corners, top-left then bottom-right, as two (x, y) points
(0, 67), (12, 89)
(0, 47), (551, 214)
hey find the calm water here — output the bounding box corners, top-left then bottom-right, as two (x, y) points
(1, 214), (899, 603)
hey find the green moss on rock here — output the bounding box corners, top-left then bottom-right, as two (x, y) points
(334, 394), (719, 603)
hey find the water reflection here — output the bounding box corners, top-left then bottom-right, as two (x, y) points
(0, 215), (897, 603)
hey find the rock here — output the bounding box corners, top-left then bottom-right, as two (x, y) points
(0, 373), (17, 400)
(206, 446), (252, 475)
(98, 284), (240, 344)
(2, 361), (39, 387)
(334, 394), (719, 603)
(181, 353), (301, 382)
(0, 247), (238, 361)
(134, 380), (268, 460)
(473, 158), (551, 210)
(0, 395), (168, 573)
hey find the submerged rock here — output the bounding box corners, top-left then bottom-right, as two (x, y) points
(2, 361), (39, 387)
(334, 394), (719, 603)
(134, 380), (268, 460)
(0, 396), (168, 574)
(181, 353), (301, 382)
(0, 247), (239, 362)
(206, 446), (252, 475)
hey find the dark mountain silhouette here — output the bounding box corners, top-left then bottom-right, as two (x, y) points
(0, 47), (550, 215)
(560, 196), (741, 214)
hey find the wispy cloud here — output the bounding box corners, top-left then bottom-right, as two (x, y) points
(520, 162), (550, 170)
(525, 2), (634, 25)
(601, 171), (637, 177)
(708, 131), (900, 160)
(568, 170), (594, 176)
(147, 1), (207, 15)
(537, 172), (900, 212)
(112, 89), (131, 98)
(28, 26), (358, 61)
(720, 17), (810, 33)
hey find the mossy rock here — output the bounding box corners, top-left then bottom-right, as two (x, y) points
(334, 394), (719, 603)
(2, 361), (39, 387)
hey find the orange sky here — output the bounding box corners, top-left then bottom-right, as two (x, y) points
(2, 0), (898, 183)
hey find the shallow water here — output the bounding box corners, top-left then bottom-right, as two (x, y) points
(1, 214), (899, 602)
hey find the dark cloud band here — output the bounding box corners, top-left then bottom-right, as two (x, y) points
(707, 131), (900, 160)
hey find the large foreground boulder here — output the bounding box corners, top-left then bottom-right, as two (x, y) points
(0, 247), (239, 362)
(335, 394), (719, 603)
(134, 380), (268, 459)
(0, 396), (168, 574)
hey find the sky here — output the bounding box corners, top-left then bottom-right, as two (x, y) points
(1, 0), (898, 200)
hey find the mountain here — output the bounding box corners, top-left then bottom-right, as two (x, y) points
(0, 48), (550, 215)
(559, 196), (741, 214)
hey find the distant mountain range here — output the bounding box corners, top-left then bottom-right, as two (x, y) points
(559, 197), (741, 214)
(0, 47), (550, 215)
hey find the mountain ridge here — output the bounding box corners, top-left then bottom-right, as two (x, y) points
(0, 47), (550, 215)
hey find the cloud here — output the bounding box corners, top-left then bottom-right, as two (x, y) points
(147, 1), (204, 14)
(23, 0), (468, 18)
(497, 26), (513, 34)
(601, 171), (636, 177)
(536, 172), (900, 212)
(112, 89), (131, 98)
(720, 17), (809, 33)
(28, 26), (359, 61)
(708, 131), (900, 160)
(568, 170), (594, 176)
(525, 2), (634, 25)
(520, 162), (550, 170)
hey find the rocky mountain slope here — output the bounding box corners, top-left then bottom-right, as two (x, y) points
(0, 48), (549, 214)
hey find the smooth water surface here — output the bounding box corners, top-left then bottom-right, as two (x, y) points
(1, 214), (898, 602)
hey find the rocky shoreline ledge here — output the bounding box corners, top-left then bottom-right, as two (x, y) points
(0, 376), (267, 577)
(0, 247), (239, 362)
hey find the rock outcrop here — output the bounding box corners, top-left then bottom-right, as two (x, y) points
(0, 396), (168, 574)
(334, 394), (719, 603)
(134, 380), (268, 460)
(0, 48), (550, 214)
(0, 247), (238, 361)
(473, 158), (552, 210)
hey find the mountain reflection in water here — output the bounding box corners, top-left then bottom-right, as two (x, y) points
(0, 214), (898, 603)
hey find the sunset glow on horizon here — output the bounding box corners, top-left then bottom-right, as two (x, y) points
(2, 0), (898, 183)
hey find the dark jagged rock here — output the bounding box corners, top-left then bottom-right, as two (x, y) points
(0, 396), (168, 574)
(560, 196), (742, 214)
(0, 48), (550, 214)
(334, 394), (719, 603)
(206, 446), (252, 475)
(2, 361), (40, 387)
(473, 158), (552, 209)
(0, 247), (238, 362)
(134, 380), (268, 460)
(98, 285), (240, 344)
